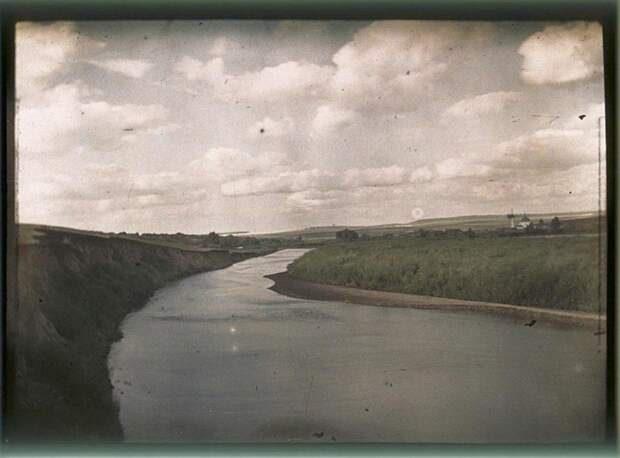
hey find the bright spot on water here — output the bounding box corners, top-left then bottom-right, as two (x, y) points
(230, 326), (237, 334)
(232, 344), (239, 352)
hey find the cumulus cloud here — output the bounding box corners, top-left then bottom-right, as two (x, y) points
(409, 159), (490, 183)
(174, 56), (333, 103)
(175, 21), (496, 114)
(174, 55), (225, 82)
(188, 147), (291, 180)
(409, 166), (433, 183)
(220, 165), (407, 197)
(35, 163), (209, 209)
(329, 21), (495, 112)
(89, 58), (154, 78)
(15, 20), (606, 232)
(518, 22), (603, 85)
(233, 60), (332, 101)
(15, 22), (174, 160)
(489, 128), (596, 171)
(486, 104), (605, 175)
(435, 106), (605, 182)
(16, 82), (170, 156)
(444, 91), (522, 117)
(342, 165), (407, 188)
(402, 102), (605, 214)
(286, 189), (342, 209)
(470, 162), (602, 205)
(120, 123), (181, 144)
(16, 21), (105, 96)
(435, 158), (491, 178)
(312, 104), (357, 134)
(221, 169), (338, 196)
(408, 126), (600, 200)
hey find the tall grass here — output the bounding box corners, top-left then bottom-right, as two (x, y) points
(288, 236), (605, 312)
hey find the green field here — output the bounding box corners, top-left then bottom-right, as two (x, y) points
(288, 235), (605, 312)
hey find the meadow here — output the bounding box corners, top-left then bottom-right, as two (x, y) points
(287, 235), (605, 312)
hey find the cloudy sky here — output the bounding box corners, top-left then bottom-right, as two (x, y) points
(16, 20), (605, 234)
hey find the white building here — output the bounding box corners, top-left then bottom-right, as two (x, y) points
(516, 215), (532, 230)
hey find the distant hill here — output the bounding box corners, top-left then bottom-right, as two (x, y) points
(255, 211), (602, 240)
(18, 210), (602, 245)
(18, 223), (211, 252)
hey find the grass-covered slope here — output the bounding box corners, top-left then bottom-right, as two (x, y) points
(288, 236), (605, 313)
(7, 225), (268, 443)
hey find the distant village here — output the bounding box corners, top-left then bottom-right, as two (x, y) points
(111, 210), (594, 250)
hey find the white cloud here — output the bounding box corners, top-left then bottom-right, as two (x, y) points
(485, 104), (605, 174)
(312, 104), (357, 134)
(247, 116), (293, 139)
(120, 123), (181, 144)
(175, 21), (496, 114)
(221, 169), (337, 196)
(188, 147), (291, 180)
(32, 164), (208, 208)
(231, 60), (333, 102)
(16, 21), (105, 97)
(410, 166), (433, 183)
(16, 82), (170, 156)
(470, 162), (603, 206)
(518, 22), (603, 85)
(444, 91), (522, 117)
(286, 189), (342, 209)
(436, 158), (491, 179)
(409, 159), (490, 183)
(174, 55), (225, 82)
(489, 128), (596, 171)
(174, 56), (333, 103)
(15, 20), (606, 232)
(329, 21), (495, 112)
(398, 102), (605, 214)
(220, 165), (407, 197)
(89, 58), (154, 78)
(341, 165), (407, 188)
(16, 24), (172, 159)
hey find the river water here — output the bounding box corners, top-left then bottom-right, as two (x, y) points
(109, 249), (606, 443)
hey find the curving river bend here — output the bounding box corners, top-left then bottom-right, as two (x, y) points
(109, 249), (606, 443)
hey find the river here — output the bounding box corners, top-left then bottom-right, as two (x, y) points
(109, 249), (606, 443)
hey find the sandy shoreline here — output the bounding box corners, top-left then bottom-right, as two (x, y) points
(266, 271), (606, 328)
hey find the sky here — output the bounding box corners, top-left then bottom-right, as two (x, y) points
(16, 20), (606, 234)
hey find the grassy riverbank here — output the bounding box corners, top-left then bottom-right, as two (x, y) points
(287, 236), (605, 313)
(7, 225), (270, 442)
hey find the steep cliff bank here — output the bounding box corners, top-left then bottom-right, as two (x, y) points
(7, 225), (269, 443)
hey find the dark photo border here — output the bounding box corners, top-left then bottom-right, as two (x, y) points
(1, 0), (616, 456)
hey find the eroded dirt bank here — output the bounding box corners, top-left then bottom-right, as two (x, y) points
(7, 226), (268, 443)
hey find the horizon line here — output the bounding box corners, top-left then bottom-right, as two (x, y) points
(16, 209), (603, 237)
